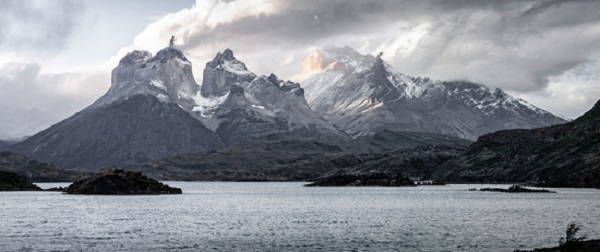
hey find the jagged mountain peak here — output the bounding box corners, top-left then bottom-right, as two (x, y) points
(220, 48), (235, 60)
(201, 49), (256, 98)
(305, 47), (380, 75)
(266, 73), (280, 86)
(90, 46), (198, 110)
(301, 45), (568, 140)
(206, 49), (249, 72)
(119, 50), (152, 66)
(264, 73), (304, 96)
(148, 47), (190, 63)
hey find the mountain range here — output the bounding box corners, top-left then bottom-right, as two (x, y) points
(9, 47), (347, 169)
(301, 47), (567, 140)
(5, 45), (571, 175)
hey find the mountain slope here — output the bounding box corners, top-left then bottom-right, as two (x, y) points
(10, 46), (225, 169)
(0, 151), (85, 182)
(431, 100), (600, 188)
(11, 95), (222, 169)
(301, 46), (567, 140)
(118, 130), (470, 181)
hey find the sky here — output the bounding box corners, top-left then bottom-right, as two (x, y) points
(1, 0), (600, 140)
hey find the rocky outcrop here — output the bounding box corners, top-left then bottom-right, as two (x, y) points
(0, 170), (41, 191)
(433, 100), (600, 188)
(477, 185), (555, 193)
(65, 169), (181, 195)
(305, 172), (414, 187)
(201, 49), (256, 97)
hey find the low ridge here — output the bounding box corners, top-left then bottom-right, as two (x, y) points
(431, 100), (600, 188)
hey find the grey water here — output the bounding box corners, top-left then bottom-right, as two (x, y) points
(1, 183), (599, 252)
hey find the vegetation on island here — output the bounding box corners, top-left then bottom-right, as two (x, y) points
(0, 170), (41, 191)
(65, 169), (182, 195)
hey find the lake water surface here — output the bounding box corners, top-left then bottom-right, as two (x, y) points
(1, 182), (599, 251)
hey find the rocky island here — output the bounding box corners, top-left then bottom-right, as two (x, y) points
(305, 172), (415, 187)
(0, 170), (41, 191)
(65, 169), (182, 195)
(478, 185), (555, 193)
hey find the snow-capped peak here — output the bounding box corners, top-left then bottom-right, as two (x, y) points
(89, 46), (198, 110)
(201, 49), (257, 98)
(305, 46), (379, 75)
(148, 47), (190, 64)
(206, 49), (253, 76)
(301, 46), (568, 140)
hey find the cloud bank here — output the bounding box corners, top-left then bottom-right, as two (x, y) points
(0, 54), (109, 139)
(0, 0), (84, 53)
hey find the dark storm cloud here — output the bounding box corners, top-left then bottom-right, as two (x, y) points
(174, 0), (600, 93)
(0, 0), (84, 51)
(180, 0), (428, 50)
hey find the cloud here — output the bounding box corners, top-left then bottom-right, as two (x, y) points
(0, 0), (84, 53)
(127, 1), (600, 94)
(0, 54), (109, 139)
(74, 0), (600, 120)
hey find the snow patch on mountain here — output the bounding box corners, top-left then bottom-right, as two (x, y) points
(149, 79), (166, 91)
(192, 92), (229, 118)
(301, 46), (568, 140)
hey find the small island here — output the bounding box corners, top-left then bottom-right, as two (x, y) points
(0, 170), (41, 191)
(305, 172), (415, 187)
(478, 185), (555, 193)
(65, 169), (182, 195)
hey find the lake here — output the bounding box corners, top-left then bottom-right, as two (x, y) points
(1, 182), (599, 251)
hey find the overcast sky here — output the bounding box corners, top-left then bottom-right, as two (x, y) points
(1, 0), (600, 139)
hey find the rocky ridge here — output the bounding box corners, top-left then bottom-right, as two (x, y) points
(432, 100), (600, 188)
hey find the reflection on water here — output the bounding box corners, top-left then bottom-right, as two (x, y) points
(1, 182), (599, 251)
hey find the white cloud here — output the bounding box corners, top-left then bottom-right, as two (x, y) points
(0, 0), (84, 53)
(516, 59), (600, 119)
(0, 53), (109, 139)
